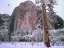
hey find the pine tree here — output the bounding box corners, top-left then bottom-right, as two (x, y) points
(35, 0), (58, 47)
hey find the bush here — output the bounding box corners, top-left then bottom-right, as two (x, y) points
(0, 31), (9, 42)
(50, 29), (64, 46)
(19, 38), (27, 42)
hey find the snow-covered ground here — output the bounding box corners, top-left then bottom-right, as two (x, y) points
(0, 42), (64, 48)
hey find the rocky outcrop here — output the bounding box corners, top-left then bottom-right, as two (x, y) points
(10, 1), (64, 33)
(12, 1), (37, 32)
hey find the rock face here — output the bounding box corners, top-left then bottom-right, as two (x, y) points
(13, 1), (37, 32)
(10, 1), (64, 33)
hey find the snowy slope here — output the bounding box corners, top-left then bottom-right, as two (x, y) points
(0, 42), (64, 48)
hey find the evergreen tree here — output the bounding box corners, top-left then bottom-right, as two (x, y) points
(8, 13), (16, 41)
(0, 15), (4, 26)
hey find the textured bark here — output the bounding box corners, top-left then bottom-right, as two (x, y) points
(42, 3), (50, 47)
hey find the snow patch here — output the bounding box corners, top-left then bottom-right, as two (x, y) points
(0, 42), (64, 48)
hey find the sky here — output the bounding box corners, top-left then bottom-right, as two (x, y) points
(0, 0), (64, 20)
(54, 0), (64, 20)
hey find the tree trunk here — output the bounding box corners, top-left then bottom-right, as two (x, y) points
(42, 3), (50, 47)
